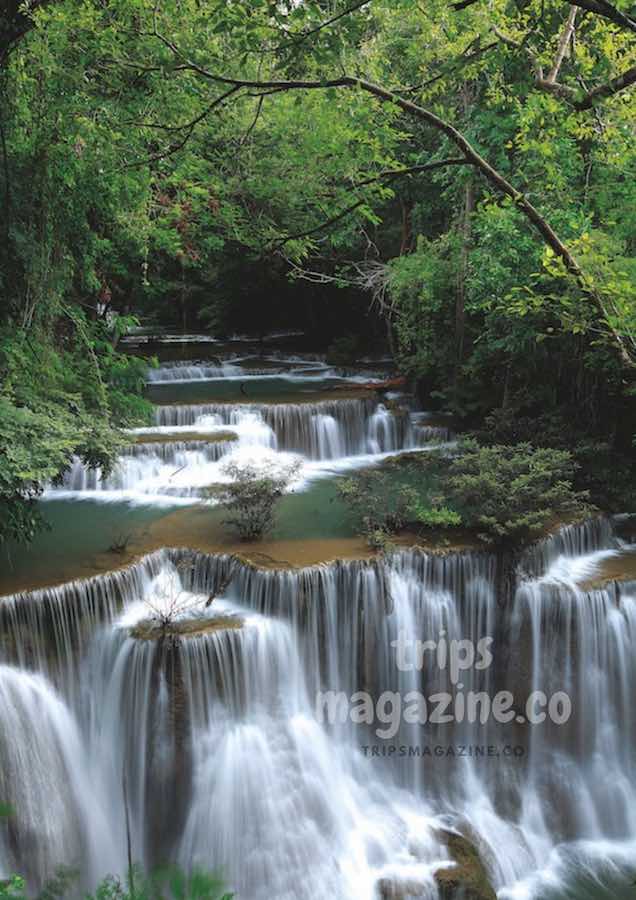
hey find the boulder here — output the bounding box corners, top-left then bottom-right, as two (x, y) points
(376, 876), (431, 899)
(434, 829), (496, 900)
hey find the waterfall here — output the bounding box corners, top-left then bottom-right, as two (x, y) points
(2, 521), (636, 897)
(148, 362), (243, 382)
(367, 404), (401, 454)
(312, 413), (346, 459)
(519, 517), (617, 577)
(0, 550), (170, 693)
(46, 384), (455, 502)
(0, 665), (120, 888)
(153, 398), (430, 458)
(57, 440), (238, 494)
(49, 413), (278, 499)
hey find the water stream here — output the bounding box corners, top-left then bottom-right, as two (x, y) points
(1, 338), (635, 898)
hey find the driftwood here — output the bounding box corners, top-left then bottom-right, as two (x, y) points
(332, 376), (407, 392)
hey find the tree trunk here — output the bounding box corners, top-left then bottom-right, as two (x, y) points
(495, 545), (518, 611)
(456, 179), (474, 363)
(456, 84), (475, 364)
(399, 197), (414, 256)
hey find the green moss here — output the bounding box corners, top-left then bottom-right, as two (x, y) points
(435, 829), (496, 900)
(133, 430), (238, 445)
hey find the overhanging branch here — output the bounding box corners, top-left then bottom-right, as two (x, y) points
(277, 157), (468, 246)
(144, 27), (635, 364)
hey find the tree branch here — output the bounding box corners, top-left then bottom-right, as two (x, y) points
(397, 37), (499, 95)
(570, 0), (636, 34)
(120, 84), (241, 169)
(277, 158), (468, 246)
(492, 21), (635, 108)
(144, 31), (635, 363)
(574, 64), (636, 108)
(275, 0), (373, 51)
(453, 0), (636, 33)
(547, 5), (578, 83)
(239, 94), (265, 146)
(492, 26), (546, 81)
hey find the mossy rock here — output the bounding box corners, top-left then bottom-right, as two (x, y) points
(381, 398), (410, 416)
(376, 876), (431, 899)
(131, 614), (243, 641)
(133, 429), (238, 445)
(434, 829), (496, 900)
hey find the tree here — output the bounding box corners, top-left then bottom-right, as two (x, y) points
(208, 459), (300, 541)
(104, 0), (636, 365)
(0, 323), (152, 544)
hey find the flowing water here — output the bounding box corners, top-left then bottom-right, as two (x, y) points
(1, 336), (635, 899)
(50, 395), (450, 501)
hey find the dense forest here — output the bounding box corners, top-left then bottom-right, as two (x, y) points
(1, 0), (635, 540)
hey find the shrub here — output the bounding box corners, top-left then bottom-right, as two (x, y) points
(446, 439), (590, 547)
(338, 468), (414, 539)
(338, 456), (459, 546)
(208, 459), (300, 541)
(0, 876), (25, 899)
(0, 869), (232, 900)
(408, 501), (462, 528)
(87, 868), (233, 900)
(339, 442), (590, 550)
(470, 410), (636, 513)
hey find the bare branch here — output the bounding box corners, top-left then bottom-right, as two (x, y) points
(547, 5), (578, 83)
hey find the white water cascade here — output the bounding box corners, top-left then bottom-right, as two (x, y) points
(48, 397), (451, 502)
(1, 520), (635, 897)
(0, 666), (120, 887)
(148, 361), (244, 382)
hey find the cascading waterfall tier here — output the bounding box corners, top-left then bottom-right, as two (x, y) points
(57, 440), (239, 494)
(147, 362), (243, 382)
(1, 519), (635, 898)
(47, 395), (451, 500)
(518, 515), (617, 577)
(153, 397), (445, 458)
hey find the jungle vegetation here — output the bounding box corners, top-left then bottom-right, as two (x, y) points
(1, 0), (635, 541)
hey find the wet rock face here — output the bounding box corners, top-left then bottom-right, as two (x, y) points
(376, 877), (431, 899)
(434, 830), (496, 900)
(374, 828), (496, 900)
(130, 614), (243, 641)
